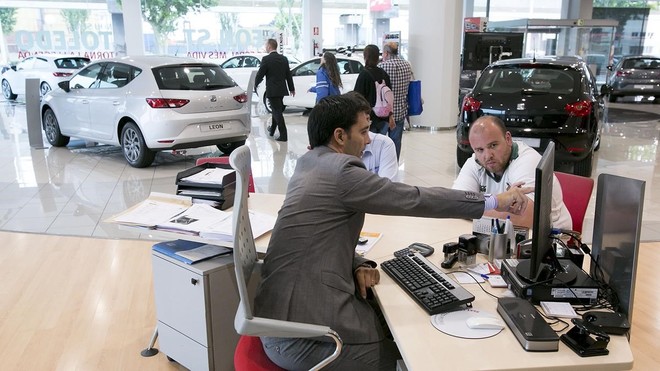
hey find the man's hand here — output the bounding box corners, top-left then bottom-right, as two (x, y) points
(355, 266), (380, 299)
(495, 186), (533, 215)
(388, 115), (396, 130)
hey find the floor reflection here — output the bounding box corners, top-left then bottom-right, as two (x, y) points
(1, 98), (660, 243)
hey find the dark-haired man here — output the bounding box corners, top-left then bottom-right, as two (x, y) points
(453, 115), (572, 229)
(255, 38), (295, 142)
(254, 94), (532, 370)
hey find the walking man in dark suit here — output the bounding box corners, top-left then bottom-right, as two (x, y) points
(255, 38), (295, 142)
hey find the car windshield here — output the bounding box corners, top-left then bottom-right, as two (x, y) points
(54, 58), (90, 69)
(621, 58), (660, 70)
(475, 66), (580, 95)
(154, 64), (236, 90)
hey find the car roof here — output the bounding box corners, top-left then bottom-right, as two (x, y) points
(619, 55), (660, 60)
(87, 55), (216, 69)
(489, 56), (583, 69)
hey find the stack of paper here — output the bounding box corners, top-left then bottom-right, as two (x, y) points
(106, 192), (276, 242)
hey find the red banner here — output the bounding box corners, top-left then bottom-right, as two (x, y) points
(370, 0), (392, 12)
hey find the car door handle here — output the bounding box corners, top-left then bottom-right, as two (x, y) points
(81, 100), (89, 104)
(113, 101), (120, 106)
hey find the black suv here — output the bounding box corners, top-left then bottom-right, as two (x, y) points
(456, 56), (605, 177)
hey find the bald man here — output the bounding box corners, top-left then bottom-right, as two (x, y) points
(452, 115), (572, 230)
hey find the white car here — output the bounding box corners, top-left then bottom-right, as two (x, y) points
(255, 55), (364, 112)
(41, 55), (250, 168)
(2, 55), (90, 99)
(219, 53), (299, 90)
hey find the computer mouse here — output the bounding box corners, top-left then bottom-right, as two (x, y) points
(465, 316), (506, 330)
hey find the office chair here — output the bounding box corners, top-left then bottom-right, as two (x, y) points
(229, 145), (343, 371)
(196, 156), (255, 193)
(555, 171), (594, 234)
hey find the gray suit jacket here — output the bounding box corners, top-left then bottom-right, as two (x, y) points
(254, 146), (485, 344)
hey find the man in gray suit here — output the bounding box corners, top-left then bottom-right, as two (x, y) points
(254, 93), (531, 370)
(255, 38), (295, 142)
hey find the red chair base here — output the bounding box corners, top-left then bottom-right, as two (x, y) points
(234, 335), (286, 371)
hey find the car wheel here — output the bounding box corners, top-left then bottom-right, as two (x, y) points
(40, 82), (52, 96)
(456, 147), (471, 168)
(121, 122), (155, 168)
(262, 95), (273, 114)
(2, 79), (17, 100)
(217, 140), (246, 155)
(42, 108), (70, 147)
(573, 152), (593, 177)
(608, 94), (618, 103)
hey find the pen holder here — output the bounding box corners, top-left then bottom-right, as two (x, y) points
(488, 233), (508, 262)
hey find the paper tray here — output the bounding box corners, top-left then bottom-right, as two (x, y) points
(175, 162), (236, 189)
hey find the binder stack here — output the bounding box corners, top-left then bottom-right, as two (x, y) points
(175, 162), (236, 210)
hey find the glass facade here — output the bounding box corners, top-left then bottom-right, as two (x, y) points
(1, 0), (660, 65)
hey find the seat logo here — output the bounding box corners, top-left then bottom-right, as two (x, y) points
(210, 95), (217, 102)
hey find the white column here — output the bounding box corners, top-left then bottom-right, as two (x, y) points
(122, 0), (144, 56)
(302, 0), (323, 60)
(409, 0), (463, 128)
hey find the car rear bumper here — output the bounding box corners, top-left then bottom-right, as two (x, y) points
(139, 109), (251, 149)
(610, 82), (660, 96)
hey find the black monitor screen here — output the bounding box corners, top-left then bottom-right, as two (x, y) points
(591, 174), (645, 323)
(517, 142), (555, 282)
(462, 32), (524, 70)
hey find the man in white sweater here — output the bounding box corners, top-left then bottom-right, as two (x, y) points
(453, 115), (572, 230)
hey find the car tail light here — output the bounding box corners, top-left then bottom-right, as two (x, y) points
(233, 93), (248, 103)
(53, 72), (72, 77)
(146, 98), (190, 108)
(565, 100), (592, 117)
(462, 96), (481, 112)
(616, 70), (631, 77)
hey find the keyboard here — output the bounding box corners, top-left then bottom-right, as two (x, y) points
(381, 252), (475, 315)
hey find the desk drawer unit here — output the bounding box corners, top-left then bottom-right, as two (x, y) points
(152, 252), (240, 371)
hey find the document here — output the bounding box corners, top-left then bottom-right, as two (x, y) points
(107, 192), (276, 242)
(156, 204), (231, 234)
(200, 210), (276, 242)
(180, 168), (234, 185)
(355, 231), (382, 256)
(153, 239), (232, 264)
(106, 192), (192, 227)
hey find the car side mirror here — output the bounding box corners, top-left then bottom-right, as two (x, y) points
(607, 65), (613, 71)
(600, 84), (613, 96)
(58, 80), (70, 92)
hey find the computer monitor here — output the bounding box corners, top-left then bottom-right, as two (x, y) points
(590, 174), (645, 325)
(462, 32), (524, 70)
(516, 142), (559, 282)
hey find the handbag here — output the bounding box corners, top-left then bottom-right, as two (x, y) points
(407, 80), (423, 116)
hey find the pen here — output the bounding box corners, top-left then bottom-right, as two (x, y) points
(481, 274), (490, 280)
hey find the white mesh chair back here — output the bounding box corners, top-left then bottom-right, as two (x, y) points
(229, 145), (343, 370)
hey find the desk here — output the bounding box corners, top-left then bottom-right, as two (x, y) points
(148, 193), (634, 371)
(246, 194), (633, 371)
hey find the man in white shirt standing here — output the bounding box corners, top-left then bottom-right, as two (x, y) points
(452, 115), (572, 230)
(362, 132), (398, 180)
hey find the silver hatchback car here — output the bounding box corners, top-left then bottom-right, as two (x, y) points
(606, 55), (660, 103)
(41, 55), (250, 167)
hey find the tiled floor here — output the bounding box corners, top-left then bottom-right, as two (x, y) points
(1, 98), (660, 244)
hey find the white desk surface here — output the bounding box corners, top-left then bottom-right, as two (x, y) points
(143, 193), (634, 370)
(249, 194), (633, 371)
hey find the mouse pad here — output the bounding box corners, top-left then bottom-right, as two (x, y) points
(431, 308), (503, 339)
